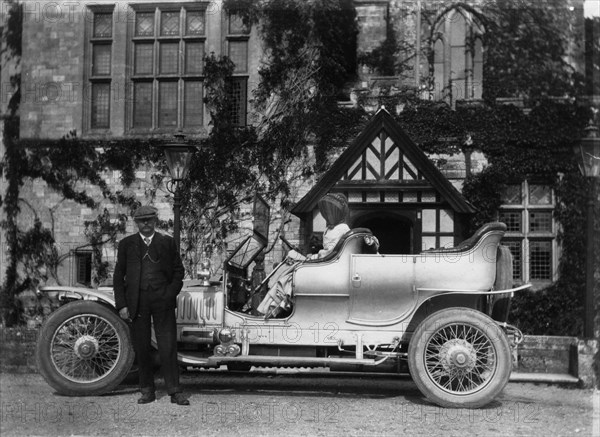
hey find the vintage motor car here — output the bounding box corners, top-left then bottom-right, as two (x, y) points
(36, 198), (529, 409)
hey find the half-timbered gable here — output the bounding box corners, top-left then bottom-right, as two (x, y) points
(292, 108), (475, 254)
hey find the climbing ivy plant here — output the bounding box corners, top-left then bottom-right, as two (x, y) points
(0, 129), (166, 324)
(391, 90), (592, 338)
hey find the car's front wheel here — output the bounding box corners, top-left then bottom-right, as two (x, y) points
(36, 300), (135, 396)
(408, 307), (512, 408)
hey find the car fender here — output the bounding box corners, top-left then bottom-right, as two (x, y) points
(38, 285), (116, 308)
(406, 283), (531, 330)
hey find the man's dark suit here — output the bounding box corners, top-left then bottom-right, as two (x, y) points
(114, 232), (185, 395)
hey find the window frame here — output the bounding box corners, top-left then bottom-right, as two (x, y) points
(128, 4), (208, 133)
(226, 77), (248, 127)
(224, 10), (250, 126)
(73, 250), (93, 287)
(85, 6), (115, 132)
(429, 8), (483, 104)
(499, 180), (558, 286)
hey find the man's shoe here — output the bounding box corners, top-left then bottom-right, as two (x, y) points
(170, 393), (190, 406)
(137, 392), (156, 404)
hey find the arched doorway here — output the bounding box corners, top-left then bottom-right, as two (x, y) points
(353, 214), (413, 254)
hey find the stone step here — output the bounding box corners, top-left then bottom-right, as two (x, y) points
(510, 372), (580, 384)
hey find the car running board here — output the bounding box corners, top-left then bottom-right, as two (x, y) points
(206, 355), (389, 367)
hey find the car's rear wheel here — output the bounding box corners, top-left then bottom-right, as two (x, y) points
(408, 307), (512, 408)
(36, 301), (135, 396)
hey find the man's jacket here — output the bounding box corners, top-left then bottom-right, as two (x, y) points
(113, 232), (184, 317)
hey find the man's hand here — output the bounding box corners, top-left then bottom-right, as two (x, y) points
(119, 307), (130, 321)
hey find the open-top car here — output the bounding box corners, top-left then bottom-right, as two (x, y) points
(36, 197), (529, 408)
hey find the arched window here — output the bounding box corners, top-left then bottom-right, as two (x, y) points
(433, 38), (445, 100)
(430, 9), (483, 104)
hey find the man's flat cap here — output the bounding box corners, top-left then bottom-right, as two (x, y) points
(132, 205), (158, 220)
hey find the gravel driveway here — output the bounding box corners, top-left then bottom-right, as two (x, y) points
(0, 370), (596, 436)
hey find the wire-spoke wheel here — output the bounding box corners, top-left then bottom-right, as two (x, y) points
(37, 301), (134, 396)
(408, 307), (512, 408)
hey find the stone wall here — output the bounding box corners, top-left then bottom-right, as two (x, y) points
(20, 0), (86, 138)
(15, 165), (175, 287)
(516, 335), (578, 374)
(0, 327), (39, 373)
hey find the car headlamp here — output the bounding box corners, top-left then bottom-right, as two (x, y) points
(218, 328), (234, 344)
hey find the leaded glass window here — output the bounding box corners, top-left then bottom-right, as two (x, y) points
(530, 241), (552, 280)
(75, 251), (93, 286)
(136, 12), (154, 36)
(133, 82), (153, 128)
(430, 8), (483, 103)
(93, 13), (112, 38)
(161, 11), (180, 36)
(186, 11), (205, 35)
(159, 82), (178, 127)
(227, 78), (247, 126)
(499, 181), (556, 285)
(91, 83), (110, 129)
(159, 42), (179, 74)
(228, 13), (249, 35)
(224, 11), (250, 125)
(228, 40), (248, 73)
(89, 9), (113, 130)
(92, 44), (111, 76)
(185, 42), (204, 74)
(134, 43), (154, 75)
(499, 210), (522, 232)
(184, 82), (203, 127)
(130, 6), (206, 130)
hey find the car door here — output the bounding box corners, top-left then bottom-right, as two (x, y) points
(347, 254), (417, 326)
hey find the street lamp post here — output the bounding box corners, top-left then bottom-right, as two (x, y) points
(163, 135), (196, 250)
(573, 122), (600, 338)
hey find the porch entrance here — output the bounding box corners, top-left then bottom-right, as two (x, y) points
(353, 215), (413, 254)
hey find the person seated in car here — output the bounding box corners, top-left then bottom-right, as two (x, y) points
(257, 193), (350, 317)
(287, 193), (351, 262)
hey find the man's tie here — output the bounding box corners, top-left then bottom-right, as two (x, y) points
(144, 237), (150, 246)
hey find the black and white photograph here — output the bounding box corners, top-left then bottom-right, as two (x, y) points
(0, 0), (598, 435)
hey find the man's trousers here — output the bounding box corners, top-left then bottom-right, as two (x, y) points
(130, 290), (180, 395)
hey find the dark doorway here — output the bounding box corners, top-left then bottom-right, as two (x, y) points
(355, 215), (413, 254)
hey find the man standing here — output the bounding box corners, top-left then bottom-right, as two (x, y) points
(113, 205), (189, 406)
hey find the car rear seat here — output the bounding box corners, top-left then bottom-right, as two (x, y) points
(303, 228), (378, 264)
(422, 222), (508, 254)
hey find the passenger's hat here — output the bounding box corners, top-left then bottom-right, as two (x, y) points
(132, 205), (158, 220)
(318, 193), (348, 228)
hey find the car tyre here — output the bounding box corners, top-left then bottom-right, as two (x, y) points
(36, 300), (135, 396)
(408, 307), (512, 408)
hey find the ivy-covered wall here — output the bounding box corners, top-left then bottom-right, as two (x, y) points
(1, 0), (598, 343)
